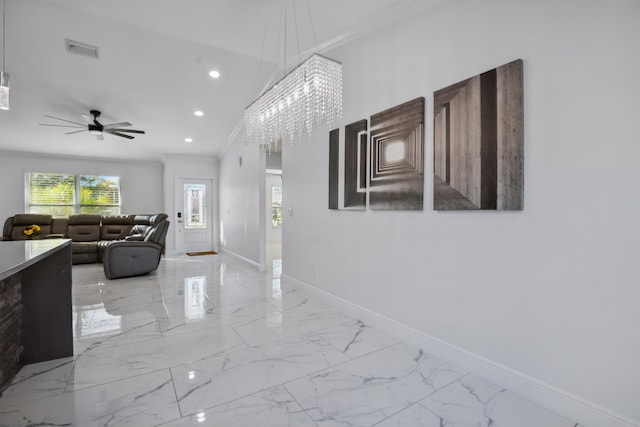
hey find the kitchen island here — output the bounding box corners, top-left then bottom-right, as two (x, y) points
(0, 239), (73, 394)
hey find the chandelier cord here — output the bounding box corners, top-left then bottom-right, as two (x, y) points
(276, 1), (285, 76)
(304, 0), (319, 51)
(252, 2), (286, 101)
(2, 0), (6, 70)
(255, 2), (271, 93)
(283, 1), (287, 76)
(291, 0), (302, 66)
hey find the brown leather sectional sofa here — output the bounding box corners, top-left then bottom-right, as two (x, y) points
(2, 213), (170, 279)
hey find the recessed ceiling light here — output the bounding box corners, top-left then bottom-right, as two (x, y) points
(194, 110), (204, 117)
(185, 138), (193, 143)
(209, 70), (220, 79)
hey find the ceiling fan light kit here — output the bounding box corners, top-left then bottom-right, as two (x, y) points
(88, 125), (102, 135)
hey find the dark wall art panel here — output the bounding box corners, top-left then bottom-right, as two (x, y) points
(328, 97), (425, 211)
(433, 59), (524, 210)
(328, 128), (339, 209)
(344, 119), (368, 210)
(369, 97), (425, 210)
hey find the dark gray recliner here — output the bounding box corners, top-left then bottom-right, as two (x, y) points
(102, 214), (170, 280)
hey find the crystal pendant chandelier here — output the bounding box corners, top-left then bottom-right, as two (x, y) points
(245, 53), (342, 151)
(244, 2), (342, 151)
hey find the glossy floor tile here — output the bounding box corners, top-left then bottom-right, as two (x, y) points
(0, 253), (581, 426)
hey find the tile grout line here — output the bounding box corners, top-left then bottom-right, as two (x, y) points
(168, 368), (185, 421)
(281, 382), (320, 427)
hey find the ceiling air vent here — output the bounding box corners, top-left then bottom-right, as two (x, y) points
(64, 39), (99, 59)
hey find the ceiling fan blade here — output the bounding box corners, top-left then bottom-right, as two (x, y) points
(39, 123), (86, 128)
(65, 130), (87, 135)
(102, 122), (132, 129)
(105, 129), (135, 140)
(109, 128), (145, 134)
(44, 115), (86, 126)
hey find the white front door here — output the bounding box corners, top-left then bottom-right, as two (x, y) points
(175, 177), (213, 254)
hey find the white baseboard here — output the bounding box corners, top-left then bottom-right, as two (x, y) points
(219, 248), (260, 269)
(282, 274), (639, 427)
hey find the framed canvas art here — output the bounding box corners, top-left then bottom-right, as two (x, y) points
(433, 59), (524, 210)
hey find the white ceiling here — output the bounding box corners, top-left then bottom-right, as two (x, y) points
(0, 0), (443, 160)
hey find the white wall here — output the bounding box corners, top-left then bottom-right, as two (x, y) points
(279, 0), (640, 425)
(162, 154), (218, 254)
(217, 137), (262, 264)
(0, 150), (163, 223)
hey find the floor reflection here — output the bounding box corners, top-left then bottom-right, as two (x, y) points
(73, 304), (122, 339)
(271, 259), (282, 299)
(184, 276), (207, 321)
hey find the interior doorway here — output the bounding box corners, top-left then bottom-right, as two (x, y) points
(265, 150), (282, 269)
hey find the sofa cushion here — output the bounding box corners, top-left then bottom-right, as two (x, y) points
(72, 241), (98, 254)
(67, 214), (101, 242)
(133, 215), (153, 225)
(97, 240), (114, 261)
(10, 214), (53, 240)
(11, 214), (53, 226)
(71, 242), (99, 264)
(68, 225), (100, 241)
(101, 215), (134, 240)
(125, 235), (145, 241)
(2, 217), (13, 240)
(68, 214), (102, 225)
(144, 219), (169, 244)
(51, 218), (69, 235)
(150, 214), (169, 226)
(130, 215), (154, 239)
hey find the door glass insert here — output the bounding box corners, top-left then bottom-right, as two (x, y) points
(184, 183), (206, 229)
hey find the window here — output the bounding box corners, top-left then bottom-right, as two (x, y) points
(272, 185), (282, 228)
(26, 173), (121, 216)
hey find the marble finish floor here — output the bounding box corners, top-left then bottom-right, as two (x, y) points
(0, 254), (581, 426)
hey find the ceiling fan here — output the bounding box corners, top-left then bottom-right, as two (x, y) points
(40, 110), (146, 140)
